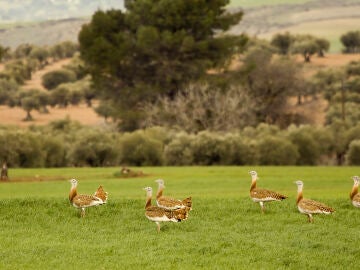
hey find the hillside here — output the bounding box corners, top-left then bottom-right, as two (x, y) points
(1, 0), (359, 50)
(0, 53), (359, 128)
(0, 58), (104, 127)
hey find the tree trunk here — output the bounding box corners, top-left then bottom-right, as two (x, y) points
(24, 110), (33, 121)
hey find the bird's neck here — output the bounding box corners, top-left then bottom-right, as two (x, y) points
(350, 184), (359, 200)
(296, 186), (303, 204)
(145, 191), (152, 209)
(156, 185), (163, 199)
(250, 179), (257, 191)
(69, 187), (77, 202)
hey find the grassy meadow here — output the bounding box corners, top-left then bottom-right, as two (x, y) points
(1, 166), (359, 269)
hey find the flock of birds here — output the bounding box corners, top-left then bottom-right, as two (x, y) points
(68, 171), (360, 231)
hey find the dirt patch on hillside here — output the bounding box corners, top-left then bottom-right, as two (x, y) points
(0, 103), (104, 127)
(22, 58), (72, 91)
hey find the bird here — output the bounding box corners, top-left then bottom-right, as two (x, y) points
(350, 176), (360, 207)
(154, 179), (192, 210)
(295, 180), (334, 223)
(143, 186), (190, 232)
(68, 179), (108, 217)
(249, 171), (287, 213)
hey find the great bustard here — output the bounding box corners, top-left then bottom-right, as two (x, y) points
(295, 180), (334, 223)
(143, 186), (190, 232)
(155, 179), (192, 210)
(249, 171), (287, 213)
(68, 179), (108, 217)
(350, 176), (360, 208)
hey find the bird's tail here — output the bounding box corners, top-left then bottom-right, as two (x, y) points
(173, 207), (191, 221)
(94, 185), (108, 203)
(182, 197), (192, 210)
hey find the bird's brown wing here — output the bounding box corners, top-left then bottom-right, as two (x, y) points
(72, 194), (103, 208)
(251, 188), (287, 200)
(300, 199), (335, 213)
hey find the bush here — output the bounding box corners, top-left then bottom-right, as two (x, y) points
(164, 133), (195, 165)
(257, 136), (298, 165)
(220, 134), (256, 165)
(118, 131), (164, 166)
(70, 131), (119, 167)
(190, 131), (224, 165)
(288, 128), (320, 165)
(0, 131), (45, 167)
(42, 137), (67, 167)
(42, 69), (77, 90)
(346, 140), (360, 165)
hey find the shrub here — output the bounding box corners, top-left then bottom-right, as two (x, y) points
(190, 131), (224, 165)
(118, 131), (164, 166)
(287, 127), (321, 165)
(70, 131), (120, 167)
(257, 136), (298, 165)
(346, 140), (360, 165)
(164, 133), (195, 165)
(220, 134), (256, 165)
(42, 137), (67, 167)
(42, 69), (76, 90)
(0, 131), (45, 167)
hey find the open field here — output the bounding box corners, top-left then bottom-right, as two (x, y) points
(1, 166), (360, 269)
(229, 0), (313, 7)
(259, 18), (360, 53)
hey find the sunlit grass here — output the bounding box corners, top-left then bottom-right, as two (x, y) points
(0, 166), (359, 269)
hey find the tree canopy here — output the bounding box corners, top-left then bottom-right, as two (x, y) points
(78, 0), (244, 130)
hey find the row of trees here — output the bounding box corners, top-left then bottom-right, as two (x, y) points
(0, 41), (78, 64)
(0, 121), (360, 167)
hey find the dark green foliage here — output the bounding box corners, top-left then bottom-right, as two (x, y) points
(118, 131), (164, 166)
(42, 137), (67, 167)
(288, 127), (320, 165)
(256, 136), (299, 165)
(42, 69), (77, 90)
(240, 47), (301, 124)
(49, 41), (78, 60)
(164, 133), (195, 166)
(0, 45), (10, 62)
(291, 34), (330, 62)
(0, 79), (19, 105)
(346, 140), (360, 165)
(190, 131), (224, 165)
(0, 131), (45, 167)
(70, 131), (119, 167)
(271, 32), (293, 55)
(340, 30), (360, 53)
(78, 0), (244, 130)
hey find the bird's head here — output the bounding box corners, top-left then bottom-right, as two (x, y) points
(143, 186), (152, 192)
(155, 179), (165, 186)
(352, 176), (360, 185)
(69, 178), (78, 188)
(249, 171), (258, 179)
(294, 180), (303, 187)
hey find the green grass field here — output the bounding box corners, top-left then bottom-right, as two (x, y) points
(1, 166), (359, 269)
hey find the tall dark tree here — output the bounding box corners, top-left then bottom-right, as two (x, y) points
(340, 30), (360, 53)
(79, 0), (244, 130)
(271, 32), (293, 55)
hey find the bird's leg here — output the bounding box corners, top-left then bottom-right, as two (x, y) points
(307, 214), (313, 223)
(259, 202), (265, 213)
(81, 208), (85, 218)
(156, 222), (160, 232)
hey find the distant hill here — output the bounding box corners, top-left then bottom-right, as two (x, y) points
(0, 0), (359, 51)
(0, 0), (124, 23)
